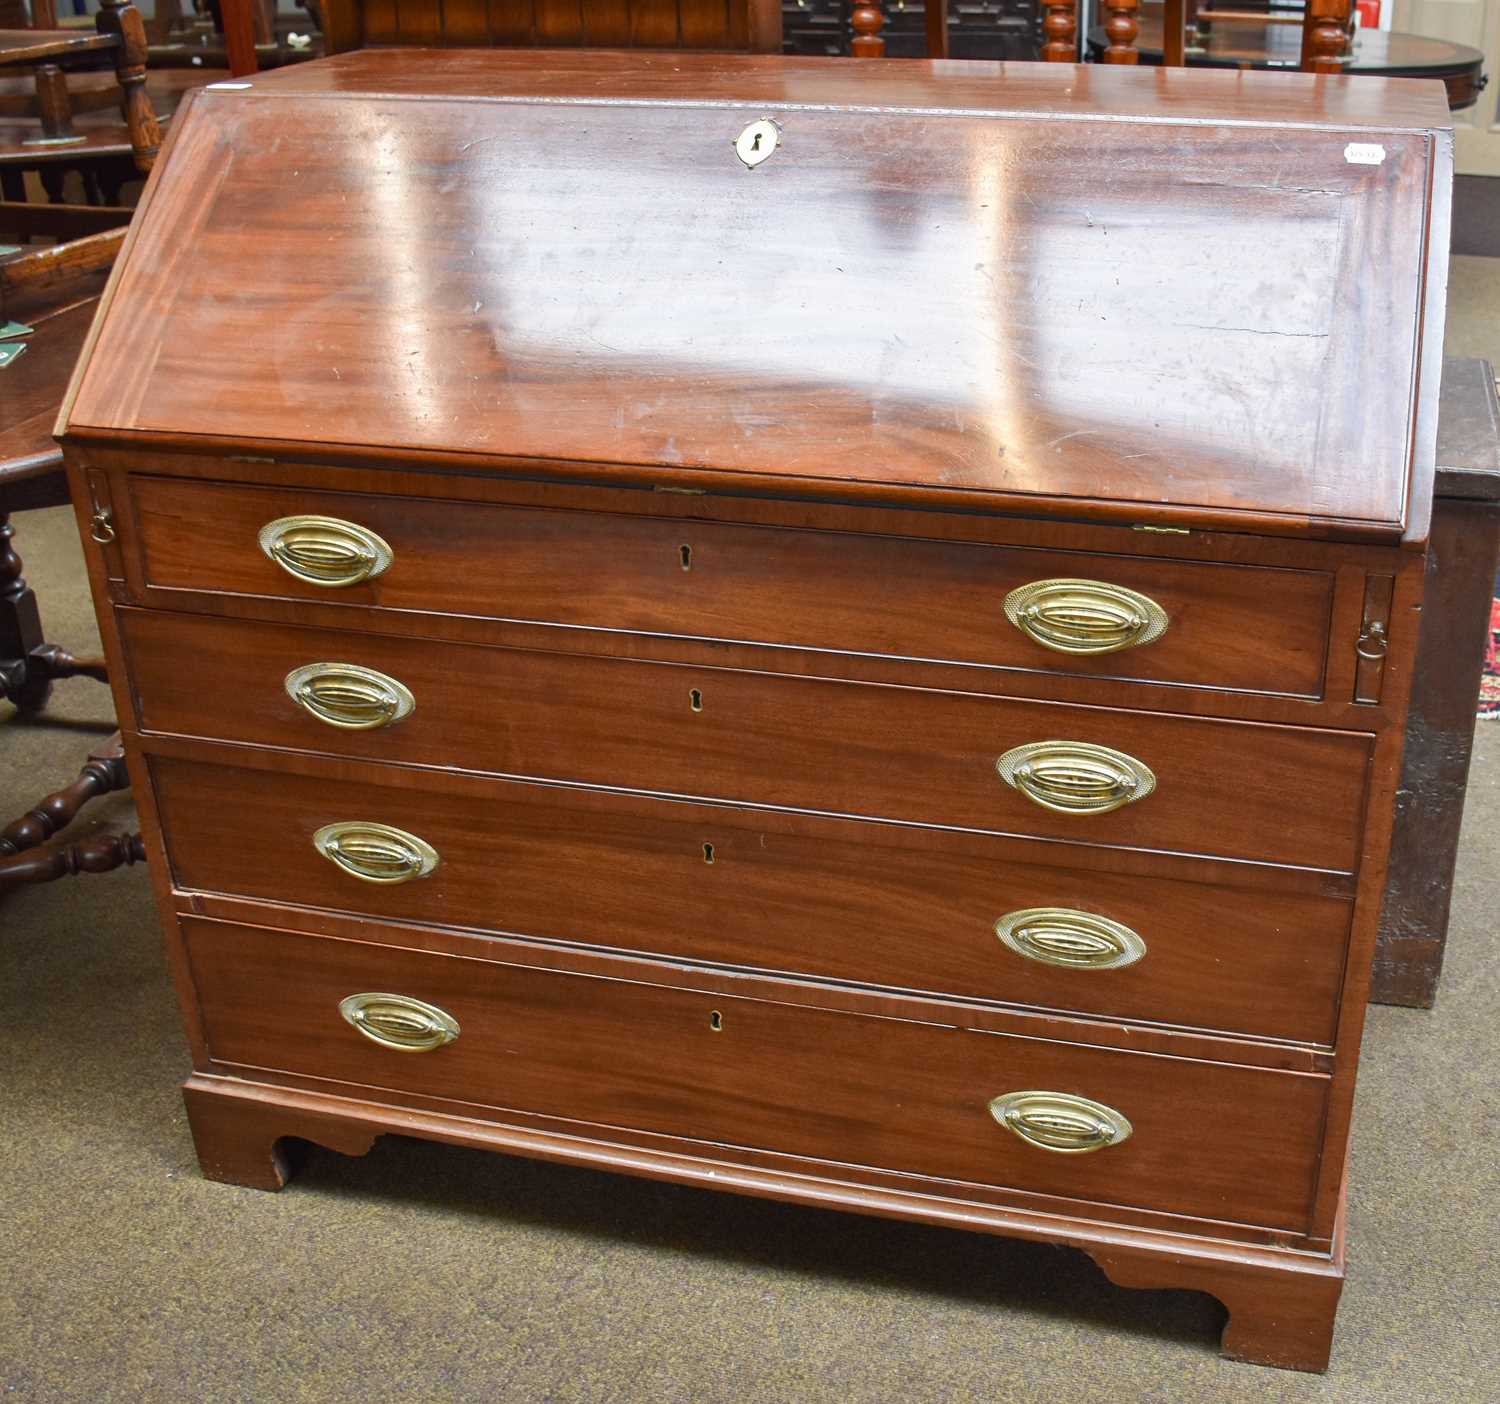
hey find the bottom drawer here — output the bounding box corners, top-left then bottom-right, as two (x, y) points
(183, 917), (1329, 1234)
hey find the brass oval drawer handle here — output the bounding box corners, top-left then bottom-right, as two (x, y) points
(1003, 578), (1168, 655)
(313, 821), (439, 884)
(339, 992), (459, 1052)
(996, 740), (1156, 816)
(996, 908), (1146, 971)
(285, 662), (415, 730)
(258, 514), (393, 587)
(989, 1090), (1133, 1154)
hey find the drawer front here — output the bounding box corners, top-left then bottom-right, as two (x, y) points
(122, 610), (1371, 869)
(183, 918), (1329, 1232)
(155, 757), (1353, 1045)
(129, 476), (1333, 696)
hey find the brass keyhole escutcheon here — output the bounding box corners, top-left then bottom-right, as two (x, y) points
(709, 1010), (724, 1032)
(734, 118), (781, 169)
(689, 688), (703, 712)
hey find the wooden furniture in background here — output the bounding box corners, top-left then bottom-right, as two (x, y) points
(0, 2), (160, 174)
(1094, 3), (1487, 105)
(1043, 0), (1078, 57)
(0, 734), (145, 890)
(1, 229), (144, 889)
(146, 0), (305, 75)
(59, 51), (1451, 1372)
(1373, 358), (1500, 1006)
(1045, 0), (1354, 67)
(0, 0), (163, 232)
(0, 67), (215, 224)
(781, 0), (1040, 61)
(319, 0), (783, 53)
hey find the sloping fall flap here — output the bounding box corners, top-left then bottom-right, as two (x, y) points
(63, 54), (1447, 539)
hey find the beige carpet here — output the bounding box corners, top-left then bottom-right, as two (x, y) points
(1, 273), (1497, 1403)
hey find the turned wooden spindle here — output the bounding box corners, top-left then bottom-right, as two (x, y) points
(0, 737), (132, 861)
(850, 0), (885, 56)
(0, 831), (147, 890)
(1101, 0), (1140, 61)
(1, 514), (111, 711)
(1042, 0), (1078, 60)
(0, 512), (47, 712)
(1303, 0), (1353, 72)
(94, 0), (161, 174)
(32, 64), (77, 143)
(28, 643), (110, 685)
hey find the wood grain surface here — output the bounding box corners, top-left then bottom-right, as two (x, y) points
(62, 54), (1447, 540)
(152, 754), (1355, 1046)
(127, 475), (1337, 697)
(118, 607), (1374, 870)
(182, 915), (1331, 1232)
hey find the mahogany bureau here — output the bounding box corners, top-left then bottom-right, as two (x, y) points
(59, 51), (1452, 1372)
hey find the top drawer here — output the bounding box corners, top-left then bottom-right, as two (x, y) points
(127, 477), (1333, 698)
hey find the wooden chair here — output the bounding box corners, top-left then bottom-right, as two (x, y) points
(0, 0), (159, 168)
(318, 0), (783, 54)
(0, 225), (145, 892)
(0, 0), (160, 231)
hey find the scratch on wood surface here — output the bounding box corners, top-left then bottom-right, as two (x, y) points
(1042, 428), (1101, 451)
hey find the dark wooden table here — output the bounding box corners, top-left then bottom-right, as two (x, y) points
(1088, 13), (1488, 110)
(1373, 358), (1500, 1006)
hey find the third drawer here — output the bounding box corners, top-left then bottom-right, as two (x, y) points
(152, 754), (1354, 1045)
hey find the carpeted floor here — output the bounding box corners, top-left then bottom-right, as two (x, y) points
(2, 269), (1499, 1403)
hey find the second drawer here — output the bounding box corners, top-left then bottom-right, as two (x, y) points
(122, 611), (1372, 870)
(153, 755), (1353, 1045)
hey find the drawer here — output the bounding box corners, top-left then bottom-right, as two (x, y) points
(154, 756), (1353, 1045)
(121, 610), (1372, 870)
(128, 476), (1333, 697)
(182, 917), (1330, 1232)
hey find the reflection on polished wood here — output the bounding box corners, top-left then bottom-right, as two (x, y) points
(68, 50), (1446, 541)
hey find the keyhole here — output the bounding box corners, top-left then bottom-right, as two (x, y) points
(750, 133), (762, 152)
(702, 842), (715, 864)
(709, 1010), (723, 1032)
(680, 544), (692, 571)
(689, 688), (703, 712)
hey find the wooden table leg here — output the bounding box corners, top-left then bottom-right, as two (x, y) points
(0, 511), (50, 713)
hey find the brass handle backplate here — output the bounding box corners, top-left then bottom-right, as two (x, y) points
(285, 662), (415, 730)
(996, 908), (1146, 971)
(339, 992), (459, 1052)
(989, 1090), (1133, 1154)
(1003, 578), (1168, 655)
(258, 514), (393, 587)
(313, 821), (439, 884)
(996, 741), (1156, 816)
